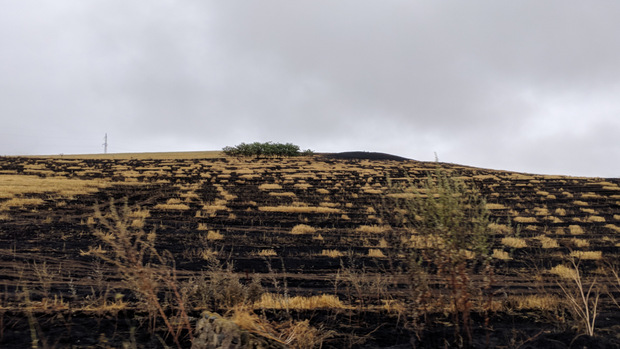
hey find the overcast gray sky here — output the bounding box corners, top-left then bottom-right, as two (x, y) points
(1, 1), (619, 177)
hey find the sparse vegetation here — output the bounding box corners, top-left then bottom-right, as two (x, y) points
(0, 153), (619, 348)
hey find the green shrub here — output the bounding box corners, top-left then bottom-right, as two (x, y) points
(223, 142), (313, 158)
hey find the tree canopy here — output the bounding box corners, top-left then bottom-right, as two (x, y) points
(222, 142), (314, 158)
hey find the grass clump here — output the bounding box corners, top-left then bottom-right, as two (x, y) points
(254, 293), (345, 310)
(501, 237), (527, 249)
(290, 224), (316, 235)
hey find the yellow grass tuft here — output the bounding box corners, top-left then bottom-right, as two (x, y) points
(0, 197), (45, 210)
(258, 183), (282, 190)
(570, 250), (602, 260)
(571, 238), (589, 248)
(534, 235), (559, 248)
(290, 224), (316, 235)
(605, 224), (620, 233)
(492, 249), (511, 260)
(253, 293), (346, 310)
(356, 225), (390, 234)
(321, 249), (344, 258)
(154, 203), (190, 210)
(408, 233), (445, 249)
(485, 203), (507, 210)
(501, 237), (527, 249)
(549, 264), (578, 280)
(508, 294), (562, 311)
(206, 230), (224, 240)
(568, 225), (585, 235)
(258, 205), (341, 214)
(489, 223), (512, 234)
(0, 175), (109, 199)
(268, 191), (296, 197)
(257, 249), (277, 257)
(586, 216), (606, 223)
(367, 248), (386, 258)
(513, 216), (538, 224)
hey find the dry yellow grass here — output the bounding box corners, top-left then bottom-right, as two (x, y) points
(513, 216), (538, 224)
(568, 225), (585, 235)
(129, 208), (150, 219)
(0, 175), (108, 199)
(206, 230), (224, 240)
(581, 192), (601, 199)
(534, 207), (550, 216)
(154, 203), (191, 210)
(492, 249), (511, 260)
(254, 293), (345, 310)
(37, 150), (223, 160)
(571, 238), (589, 248)
(586, 216), (606, 223)
(268, 192), (296, 197)
(356, 225), (390, 234)
(200, 202), (230, 216)
(485, 203), (507, 210)
(290, 224), (316, 235)
(293, 183), (312, 190)
(257, 249), (277, 257)
(549, 264), (578, 279)
(0, 197), (45, 210)
(367, 248), (386, 258)
(258, 205), (341, 214)
(258, 183), (283, 190)
(570, 250), (602, 260)
(489, 223), (512, 234)
(605, 224), (620, 233)
(409, 234), (445, 249)
(508, 294), (562, 311)
(534, 235), (559, 248)
(501, 237), (527, 249)
(321, 249), (344, 258)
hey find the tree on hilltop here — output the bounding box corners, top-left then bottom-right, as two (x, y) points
(222, 142), (314, 158)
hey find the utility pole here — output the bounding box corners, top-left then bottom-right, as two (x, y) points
(103, 133), (108, 154)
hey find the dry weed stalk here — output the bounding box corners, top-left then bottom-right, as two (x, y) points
(90, 199), (192, 348)
(556, 258), (600, 337)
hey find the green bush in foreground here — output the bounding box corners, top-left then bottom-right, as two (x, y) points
(223, 142), (314, 158)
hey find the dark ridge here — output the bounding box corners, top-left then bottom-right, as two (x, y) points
(321, 151), (410, 161)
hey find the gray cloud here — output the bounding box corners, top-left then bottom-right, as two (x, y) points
(1, 1), (619, 176)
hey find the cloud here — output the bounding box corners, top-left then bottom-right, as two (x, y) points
(1, 1), (619, 176)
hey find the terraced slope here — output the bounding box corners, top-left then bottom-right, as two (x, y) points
(0, 154), (619, 348)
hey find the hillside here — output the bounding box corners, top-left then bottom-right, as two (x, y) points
(0, 153), (619, 348)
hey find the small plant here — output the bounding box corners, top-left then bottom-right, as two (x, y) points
(390, 166), (493, 346)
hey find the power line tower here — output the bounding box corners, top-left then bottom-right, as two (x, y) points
(103, 133), (108, 154)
